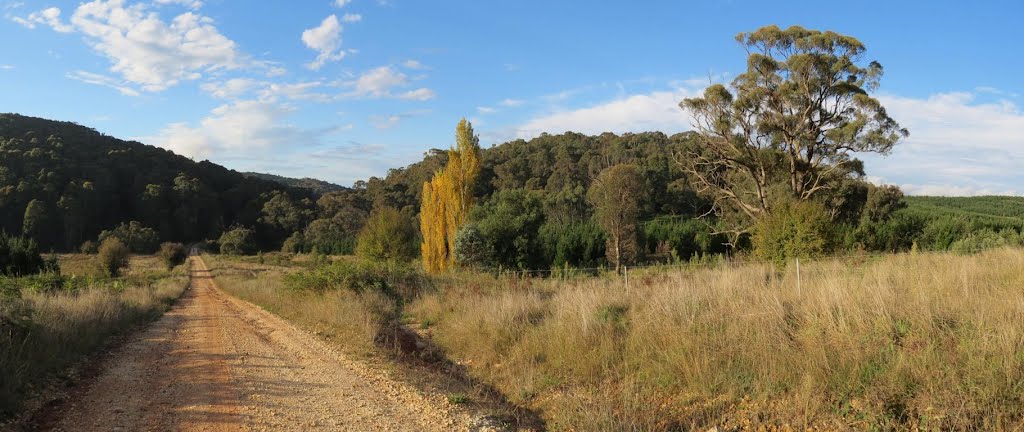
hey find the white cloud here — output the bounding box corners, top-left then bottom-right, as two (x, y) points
(13, 6), (73, 32)
(302, 14), (344, 70)
(26, 0), (246, 93)
(863, 91), (1024, 195)
(153, 0), (202, 9)
(500, 98), (524, 107)
(142, 100), (325, 159)
(0, 65), (13, 70)
(66, 70), (140, 96)
(898, 183), (1022, 197)
(477, 106), (496, 114)
(341, 13), (361, 23)
(201, 78), (330, 102)
(398, 88), (435, 101)
(333, 0), (351, 7)
(516, 87), (699, 139)
(401, 59), (427, 70)
(200, 78), (260, 99)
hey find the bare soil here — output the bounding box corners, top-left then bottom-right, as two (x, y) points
(30, 256), (473, 431)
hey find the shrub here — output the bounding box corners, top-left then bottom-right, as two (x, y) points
(218, 227), (257, 255)
(159, 242), (187, 270)
(453, 223), (492, 268)
(0, 233), (45, 277)
(97, 221), (160, 254)
(950, 229), (1010, 255)
(79, 240), (98, 254)
(285, 259), (425, 301)
(98, 237), (130, 277)
(538, 222), (607, 268)
(752, 199), (832, 264)
(356, 207), (417, 262)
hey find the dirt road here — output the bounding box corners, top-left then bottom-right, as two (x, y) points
(42, 256), (472, 431)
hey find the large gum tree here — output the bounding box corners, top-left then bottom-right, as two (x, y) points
(679, 25), (908, 240)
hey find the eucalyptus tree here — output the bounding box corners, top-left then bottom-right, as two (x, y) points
(679, 25), (908, 238)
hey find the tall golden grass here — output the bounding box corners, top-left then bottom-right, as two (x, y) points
(0, 255), (188, 416)
(409, 248), (1024, 430)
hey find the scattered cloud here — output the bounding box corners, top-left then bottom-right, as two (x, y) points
(66, 70), (140, 96)
(397, 88), (435, 101)
(370, 109), (431, 129)
(19, 0), (248, 93)
(0, 65), (13, 70)
(516, 87), (700, 139)
(477, 106), (496, 114)
(153, 0), (202, 9)
(341, 65), (433, 100)
(333, 0), (351, 7)
(302, 14), (345, 70)
(500, 98), (524, 107)
(201, 78), (260, 99)
(341, 13), (361, 23)
(401, 59), (428, 70)
(864, 91), (1024, 195)
(12, 6), (72, 32)
(142, 99), (336, 160)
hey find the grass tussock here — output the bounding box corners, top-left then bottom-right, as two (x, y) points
(408, 248), (1024, 430)
(0, 260), (188, 416)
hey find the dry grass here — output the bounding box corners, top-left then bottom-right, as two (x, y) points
(57, 253), (171, 278)
(408, 248), (1024, 430)
(203, 254), (394, 358)
(0, 266), (189, 416)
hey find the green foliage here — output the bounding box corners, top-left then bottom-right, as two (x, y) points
(453, 223), (491, 269)
(281, 231), (305, 254)
(98, 237), (130, 277)
(588, 164), (646, 271)
(304, 217), (358, 255)
(0, 232), (45, 277)
(218, 227), (257, 256)
(641, 217), (728, 261)
(98, 221), (160, 254)
(471, 189), (546, 270)
(158, 242), (187, 270)
(538, 222), (606, 268)
(950, 229), (1020, 255)
(753, 200), (832, 264)
(284, 259), (424, 301)
(356, 207), (417, 262)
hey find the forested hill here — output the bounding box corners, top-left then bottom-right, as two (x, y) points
(242, 172), (346, 197)
(0, 113), (310, 251)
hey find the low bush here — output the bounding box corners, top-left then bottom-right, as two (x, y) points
(98, 238), (130, 277)
(284, 259), (425, 302)
(158, 242), (187, 270)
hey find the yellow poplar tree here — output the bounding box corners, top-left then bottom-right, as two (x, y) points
(420, 119), (481, 273)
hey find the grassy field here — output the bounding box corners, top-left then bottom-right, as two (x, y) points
(205, 249), (1024, 430)
(408, 248), (1024, 430)
(0, 254), (189, 418)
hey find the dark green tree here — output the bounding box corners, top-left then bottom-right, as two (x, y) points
(588, 164), (646, 272)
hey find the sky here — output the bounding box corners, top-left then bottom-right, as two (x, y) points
(2, 0), (1022, 195)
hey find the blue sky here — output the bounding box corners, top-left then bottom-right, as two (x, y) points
(2, 0), (1023, 195)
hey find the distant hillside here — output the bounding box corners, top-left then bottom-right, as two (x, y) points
(904, 196), (1024, 228)
(0, 113), (310, 251)
(243, 172), (346, 197)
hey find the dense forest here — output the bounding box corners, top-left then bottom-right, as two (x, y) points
(2, 112), (1021, 271)
(0, 113), (311, 252)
